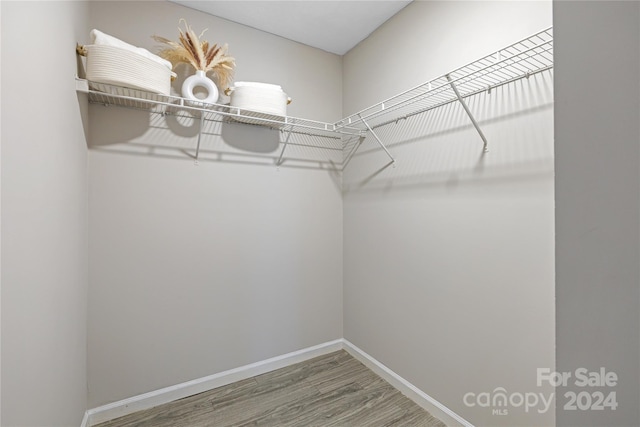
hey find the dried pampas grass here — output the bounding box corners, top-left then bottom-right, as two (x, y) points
(153, 19), (235, 88)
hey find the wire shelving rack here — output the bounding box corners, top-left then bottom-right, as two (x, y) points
(76, 27), (553, 170)
(336, 27), (553, 167)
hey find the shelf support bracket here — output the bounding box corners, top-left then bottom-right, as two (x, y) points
(194, 112), (204, 164)
(276, 129), (293, 166)
(342, 135), (366, 170)
(446, 74), (488, 153)
(358, 113), (396, 164)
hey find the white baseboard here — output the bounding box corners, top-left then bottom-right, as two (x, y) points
(84, 339), (343, 426)
(83, 338), (471, 427)
(341, 339), (474, 427)
(80, 411), (89, 427)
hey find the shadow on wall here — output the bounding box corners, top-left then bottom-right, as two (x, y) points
(85, 103), (343, 172)
(342, 70), (555, 195)
(79, 56), (343, 172)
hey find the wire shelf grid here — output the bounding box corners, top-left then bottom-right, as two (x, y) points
(335, 27), (553, 131)
(80, 80), (362, 141)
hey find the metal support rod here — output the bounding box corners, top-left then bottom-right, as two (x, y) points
(358, 114), (396, 163)
(342, 135), (366, 170)
(446, 74), (488, 152)
(276, 130), (293, 166)
(194, 112), (204, 162)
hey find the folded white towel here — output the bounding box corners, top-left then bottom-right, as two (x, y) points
(90, 29), (172, 71)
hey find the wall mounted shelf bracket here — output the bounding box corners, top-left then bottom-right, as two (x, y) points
(341, 114), (395, 170)
(342, 135), (366, 170)
(194, 113), (204, 164)
(358, 113), (396, 164)
(445, 74), (489, 153)
(276, 129), (293, 167)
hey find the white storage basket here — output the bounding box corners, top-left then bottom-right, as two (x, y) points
(85, 44), (174, 96)
(226, 82), (291, 127)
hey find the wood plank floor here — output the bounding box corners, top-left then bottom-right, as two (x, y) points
(95, 350), (447, 427)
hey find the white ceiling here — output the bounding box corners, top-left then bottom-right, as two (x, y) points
(171, 1), (412, 55)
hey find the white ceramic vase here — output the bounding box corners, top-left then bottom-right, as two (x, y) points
(181, 70), (219, 104)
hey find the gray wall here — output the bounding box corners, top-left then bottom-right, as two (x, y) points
(342, 2), (554, 426)
(86, 1), (344, 407)
(1, 1), (89, 426)
(554, 2), (640, 426)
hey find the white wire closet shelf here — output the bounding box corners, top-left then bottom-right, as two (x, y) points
(76, 27), (553, 169)
(75, 79), (362, 140)
(338, 27), (553, 166)
(75, 78), (363, 168)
